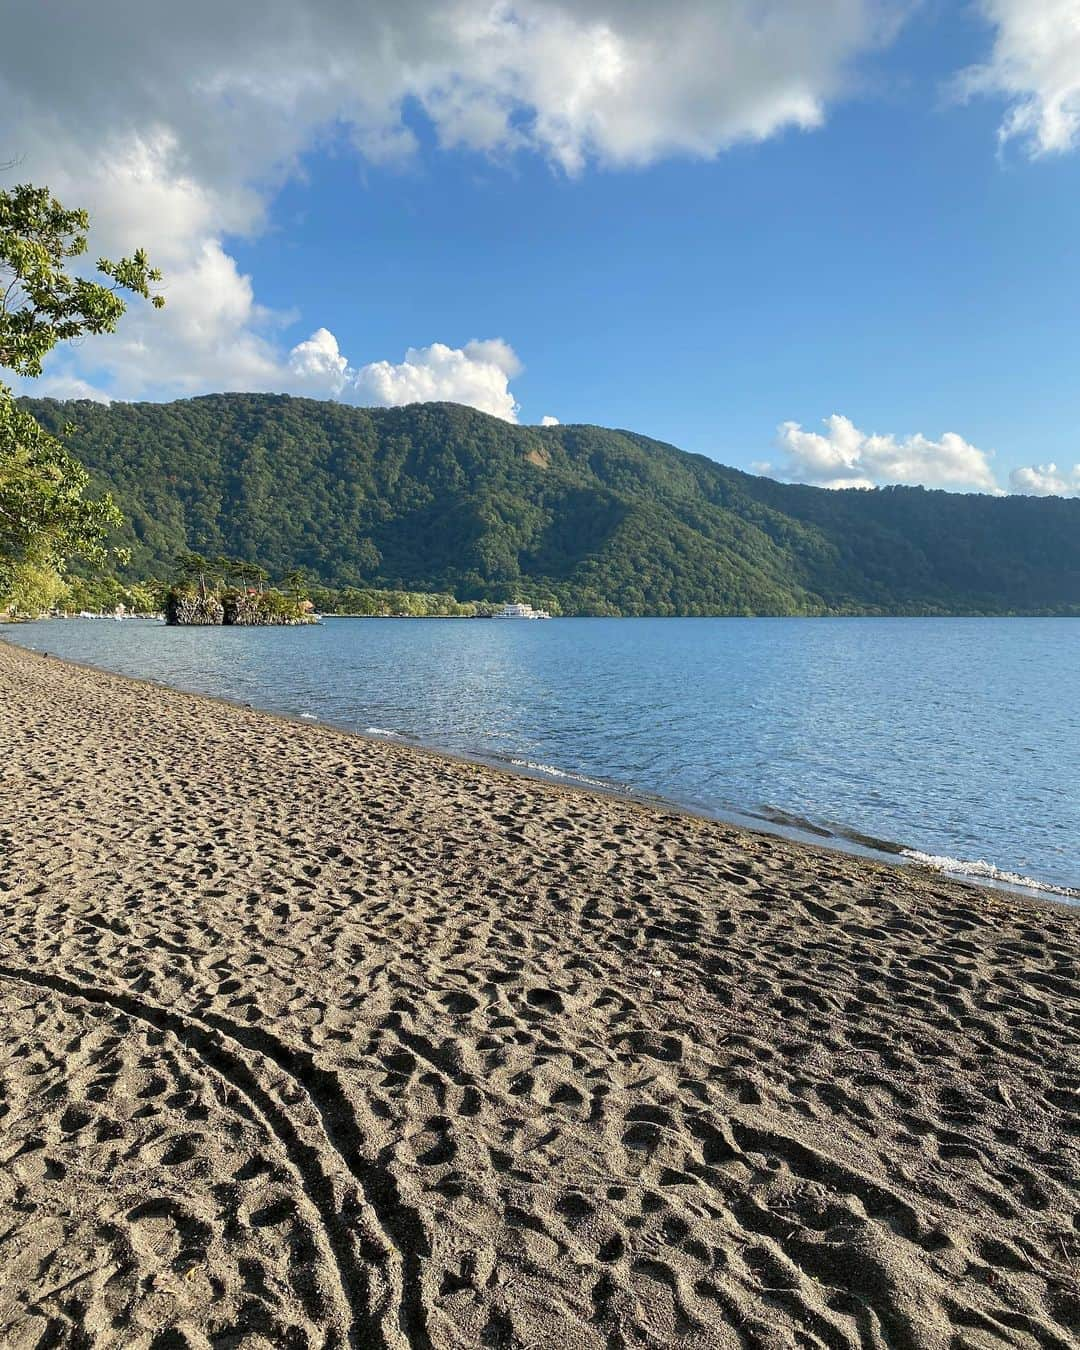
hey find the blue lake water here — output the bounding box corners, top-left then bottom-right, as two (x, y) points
(6, 616), (1078, 900)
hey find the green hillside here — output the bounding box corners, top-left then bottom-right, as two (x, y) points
(21, 393), (1080, 616)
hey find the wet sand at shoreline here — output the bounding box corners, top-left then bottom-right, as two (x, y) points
(1, 639), (1077, 1348)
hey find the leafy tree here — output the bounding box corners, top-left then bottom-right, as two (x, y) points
(354, 538), (381, 577)
(1, 182), (162, 611)
(62, 572), (166, 615)
(6, 562), (68, 616)
(0, 183), (162, 377)
(0, 396), (123, 608)
(214, 553), (240, 590)
(282, 567), (308, 603)
(174, 549), (212, 588)
(242, 562), (269, 592)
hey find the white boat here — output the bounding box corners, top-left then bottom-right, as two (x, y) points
(492, 602), (551, 619)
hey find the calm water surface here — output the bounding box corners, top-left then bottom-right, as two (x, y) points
(7, 616), (1078, 899)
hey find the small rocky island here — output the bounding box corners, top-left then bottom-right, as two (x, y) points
(165, 553), (317, 626)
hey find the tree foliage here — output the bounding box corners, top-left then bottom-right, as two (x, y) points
(22, 393), (1080, 616)
(0, 183), (162, 377)
(0, 396), (124, 607)
(0, 182), (161, 611)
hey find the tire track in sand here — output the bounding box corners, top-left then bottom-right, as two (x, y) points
(0, 961), (432, 1350)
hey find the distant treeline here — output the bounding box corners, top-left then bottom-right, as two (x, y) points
(23, 394), (1080, 617)
(307, 588), (500, 617)
(59, 572), (527, 619)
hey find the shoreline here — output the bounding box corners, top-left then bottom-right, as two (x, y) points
(1, 637), (1078, 1346)
(2, 628), (1075, 907)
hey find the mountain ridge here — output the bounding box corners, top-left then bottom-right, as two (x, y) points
(21, 393), (1080, 616)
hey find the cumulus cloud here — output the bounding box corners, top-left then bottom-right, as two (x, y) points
(960, 1), (1080, 155)
(767, 414), (1001, 492)
(1009, 462), (1080, 495)
(280, 331), (524, 420)
(541, 415), (561, 426)
(1, 1), (909, 402)
(351, 339), (522, 421)
(288, 328), (350, 393)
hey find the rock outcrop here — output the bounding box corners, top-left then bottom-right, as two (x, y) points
(165, 587), (315, 626)
(164, 591), (225, 626)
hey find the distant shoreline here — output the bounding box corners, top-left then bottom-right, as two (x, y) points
(318, 611), (1080, 619)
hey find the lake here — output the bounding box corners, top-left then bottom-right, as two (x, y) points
(6, 615), (1077, 900)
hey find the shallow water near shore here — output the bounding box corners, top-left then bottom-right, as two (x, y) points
(7, 614), (1078, 898)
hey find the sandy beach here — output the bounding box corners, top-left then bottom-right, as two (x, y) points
(0, 638), (1077, 1349)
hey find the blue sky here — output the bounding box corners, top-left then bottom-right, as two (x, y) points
(5, 1), (1080, 494)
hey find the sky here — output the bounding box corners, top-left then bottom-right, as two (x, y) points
(3, 0), (1080, 495)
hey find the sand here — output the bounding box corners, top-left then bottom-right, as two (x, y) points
(0, 639), (1077, 1350)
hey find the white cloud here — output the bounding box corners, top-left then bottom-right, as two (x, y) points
(2, 2), (908, 402)
(541, 415), (561, 426)
(960, 1), (1080, 155)
(33, 375), (113, 404)
(84, 244), (283, 400)
(1009, 461), (1080, 495)
(2, 4), (907, 193)
(769, 414), (1001, 492)
(456, 338), (523, 379)
(288, 328), (350, 393)
(279, 330), (525, 419)
(351, 339), (523, 421)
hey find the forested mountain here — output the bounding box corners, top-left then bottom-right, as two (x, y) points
(22, 393), (1080, 615)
